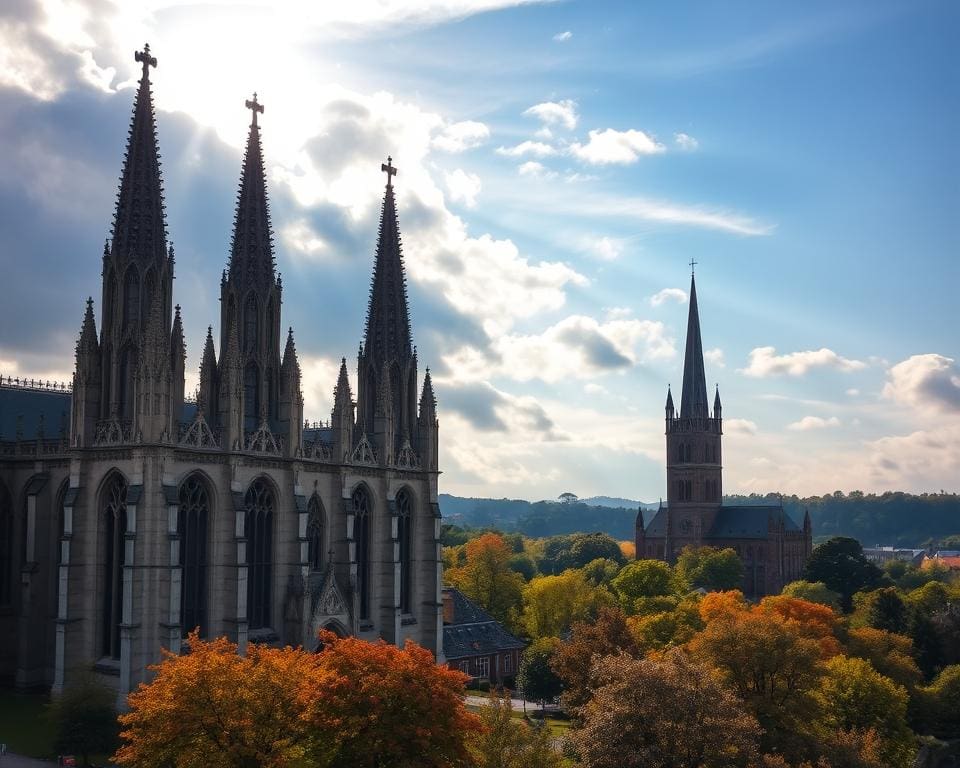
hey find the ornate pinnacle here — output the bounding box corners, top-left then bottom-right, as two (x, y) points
(381, 155), (397, 188)
(245, 92), (264, 127)
(135, 43), (157, 80)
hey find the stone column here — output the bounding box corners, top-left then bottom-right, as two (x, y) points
(164, 485), (182, 655)
(53, 465), (80, 695)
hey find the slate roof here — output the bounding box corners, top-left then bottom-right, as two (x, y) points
(442, 586), (525, 661)
(643, 504), (802, 540)
(0, 385), (71, 439)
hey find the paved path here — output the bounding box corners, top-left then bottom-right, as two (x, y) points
(0, 753), (57, 768)
(463, 694), (562, 716)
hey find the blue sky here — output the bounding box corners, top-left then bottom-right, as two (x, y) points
(1, 0), (958, 501)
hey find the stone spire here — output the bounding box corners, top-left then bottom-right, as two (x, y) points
(679, 272), (709, 420)
(334, 358), (352, 410)
(71, 298), (101, 446)
(279, 327), (302, 457)
(226, 92), (275, 288)
(111, 43), (167, 266)
(713, 384), (722, 420)
(198, 326), (217, 414)
(280, 328), (300, 384)
(171, 305), (185, 362)
(332, 357), (354, 461)
(665, 385), (675, 419)
(418, 368), (437, 420)
(77, 298), (99, 361)
(416, 368), (439, 471)
(363, 156), (412, 368)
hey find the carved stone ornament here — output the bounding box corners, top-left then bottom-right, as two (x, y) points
(313, 563), (348, 618)
(394, 437), (420, 470)
(350, 433), (377, 465)
(178, 411), (220, 449)
(244, 419), (281, 454)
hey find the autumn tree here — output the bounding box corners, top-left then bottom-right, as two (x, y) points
(627, 598), (702, 652)
(516, 637), (563, 716)
(521, 568), (613, 638)
(782, 580), (842, 610)
(612, 559), (673, 612)
(814, 656), (915, 768)
(804, 538), (882, 612)
(551, 606), (639, 713)
(470, 688), (562, 768)
(572, 651), (761, 768)
(581, 557), (621, 587)
(759, 595), (842, 657)
(674, 545), (744, 592)
(446, 532), (525, 628)
(845, 627), (922, 690)
(308, 631), (482, 768)
(114, 633), (326, 768)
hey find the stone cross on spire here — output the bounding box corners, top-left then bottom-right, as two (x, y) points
(135, 43), (157, 79)
(381, 156), (397, 188)
(245, 92), (264, 127)
(689, 258), (697, 275)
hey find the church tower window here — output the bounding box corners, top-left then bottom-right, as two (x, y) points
(243, 362), (259, 431)
(307, 496), (324, 571)
(244, 479), (273, 631)
(102, 473), (128, 659)
(178, 474), (209, 637)
(396, 488), (412, 614)
(353, 486), (371, 621)
(0, 482), (12, 607)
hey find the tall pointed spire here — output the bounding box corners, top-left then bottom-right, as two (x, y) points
(679, 272), (709, 419)
(77, 298), (99, 359)
(111, 43), (167, 265)
(364, 156), (412, 367)
(228, 92), (274, 286)
(334, 357), (352, 408)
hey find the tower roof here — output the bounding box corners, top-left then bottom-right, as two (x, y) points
(679, 272), (710, 419)
(334, 357), (352, 408)
(227, 93), (275, 287)
(364, 157), (412, 366)
(76, 298), (99, 358)
(111, 44), (167, 265)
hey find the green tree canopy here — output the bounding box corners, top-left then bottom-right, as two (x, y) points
(781, 580), (842, 610)
(516, 637), (563, 714)
(612, 559), (674, 612)
(675, 546), (744, 592)
(804, 537), (882, 612)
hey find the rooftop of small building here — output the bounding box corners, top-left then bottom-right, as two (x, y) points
(0, 379), (72, 439)
(441, 586), (526, 660)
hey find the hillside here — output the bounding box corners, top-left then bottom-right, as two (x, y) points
(438, 491), (960, 546)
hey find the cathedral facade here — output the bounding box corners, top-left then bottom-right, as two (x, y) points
(0, 46), (442, 702)
(636, 272), (812, 598)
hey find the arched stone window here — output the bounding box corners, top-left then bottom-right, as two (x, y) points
(102, 473), (128, 659)
(352, 486), (371, 621)
(0, 482), (12, 607)
(179, 475), (210, 637)
(244, 362), (259, 432)
(396, 489), (412, 614)
(118, 345), (137, 421)
(244, 294), (258, 354)
(307, 496), (324, 571)
(245, 479), (274, 631)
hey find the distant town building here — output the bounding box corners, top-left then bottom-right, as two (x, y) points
(636, 272), (812, 598)
(863, 547), (926, 566)
(924, 552), (960, 571)
(442, 587), (525, 685)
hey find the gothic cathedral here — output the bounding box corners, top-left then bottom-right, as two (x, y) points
(0, 46), (442, 703)
(636, 271), (812, 597)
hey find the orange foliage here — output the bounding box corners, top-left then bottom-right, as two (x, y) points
(115, 631), (482, 768)
(698, 589), (747, 623)
(759, 595), (842, 658)
(619, 540), (636, 560)
(308, 630), (483, 767)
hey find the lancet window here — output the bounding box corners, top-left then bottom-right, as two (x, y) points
(102, 473), (128, 659)
(396, 489), (412, 614)
(307, 496), (324, 572)
(245, 479), (273, 630)
(179, 474), (210, 637)
(353, 486), (371, 621)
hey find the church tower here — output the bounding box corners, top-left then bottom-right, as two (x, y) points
(216, 94), (289, 450)
(72, 44), (183, 445)
(663, 270), (723, 560)
(356, 158), (418, 466)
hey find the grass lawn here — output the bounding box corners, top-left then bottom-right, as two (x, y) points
(0, 688), (54, 758)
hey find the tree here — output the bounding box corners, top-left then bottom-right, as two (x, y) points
(515, 637), (563, 716)
(115, 633), (326, 768)
(446, 532), (525, 628)
(470, 688), (562, 768)
(759, 595), (842, 658)
(581, 557), (621, 587)
(308, 631), (482, 768)
(572, 651), (761, 768)
(520, 569), (613, 638)
(627, 599), (702, 652)
(612, 559), (673, 612)
(845, 627), (922, 690)
(688, 600), (823, 755)
(814, 656), (915, 768)
(913, 665), (960, 738)
(49, 672), (119, 767)
(674, 546), (744, 592)
(782, 580), (841, 611)
(551, 606), (639, 713)
(804, 538), (882, 612)
(558, 492), (578, 504)
(865, 587), (908, 634)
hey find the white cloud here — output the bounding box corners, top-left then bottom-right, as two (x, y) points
(496, 140), (559, 158)
(443, 314), (675, 383)
(674, 132), (699, 151)
(523, 99), (579, 130)
(649, 287), (688, 306)
(444, 168), (481, 207)
(281, 219), (329, 260)
(725, 418), (758, 435)
(432, 120), (490, 152)
(569, 128), (665, 165)
(882, 354), (960, 413)
(604, 306), (632, 320)
(517, 160), (553, 177)
(553, 30), (573, 42)
(299, 354), (347, 418)
(846, 388), (860, 396)
(584, 382), (608, 396)
(704, 347), (725, 367)
(586, 236), (621, 261)
(788, 415), (841, 431)
(740, 346), (866, 377)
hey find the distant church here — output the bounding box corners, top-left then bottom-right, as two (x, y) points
(636, 272), (812, 598)
(0, 46), (441, 701)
